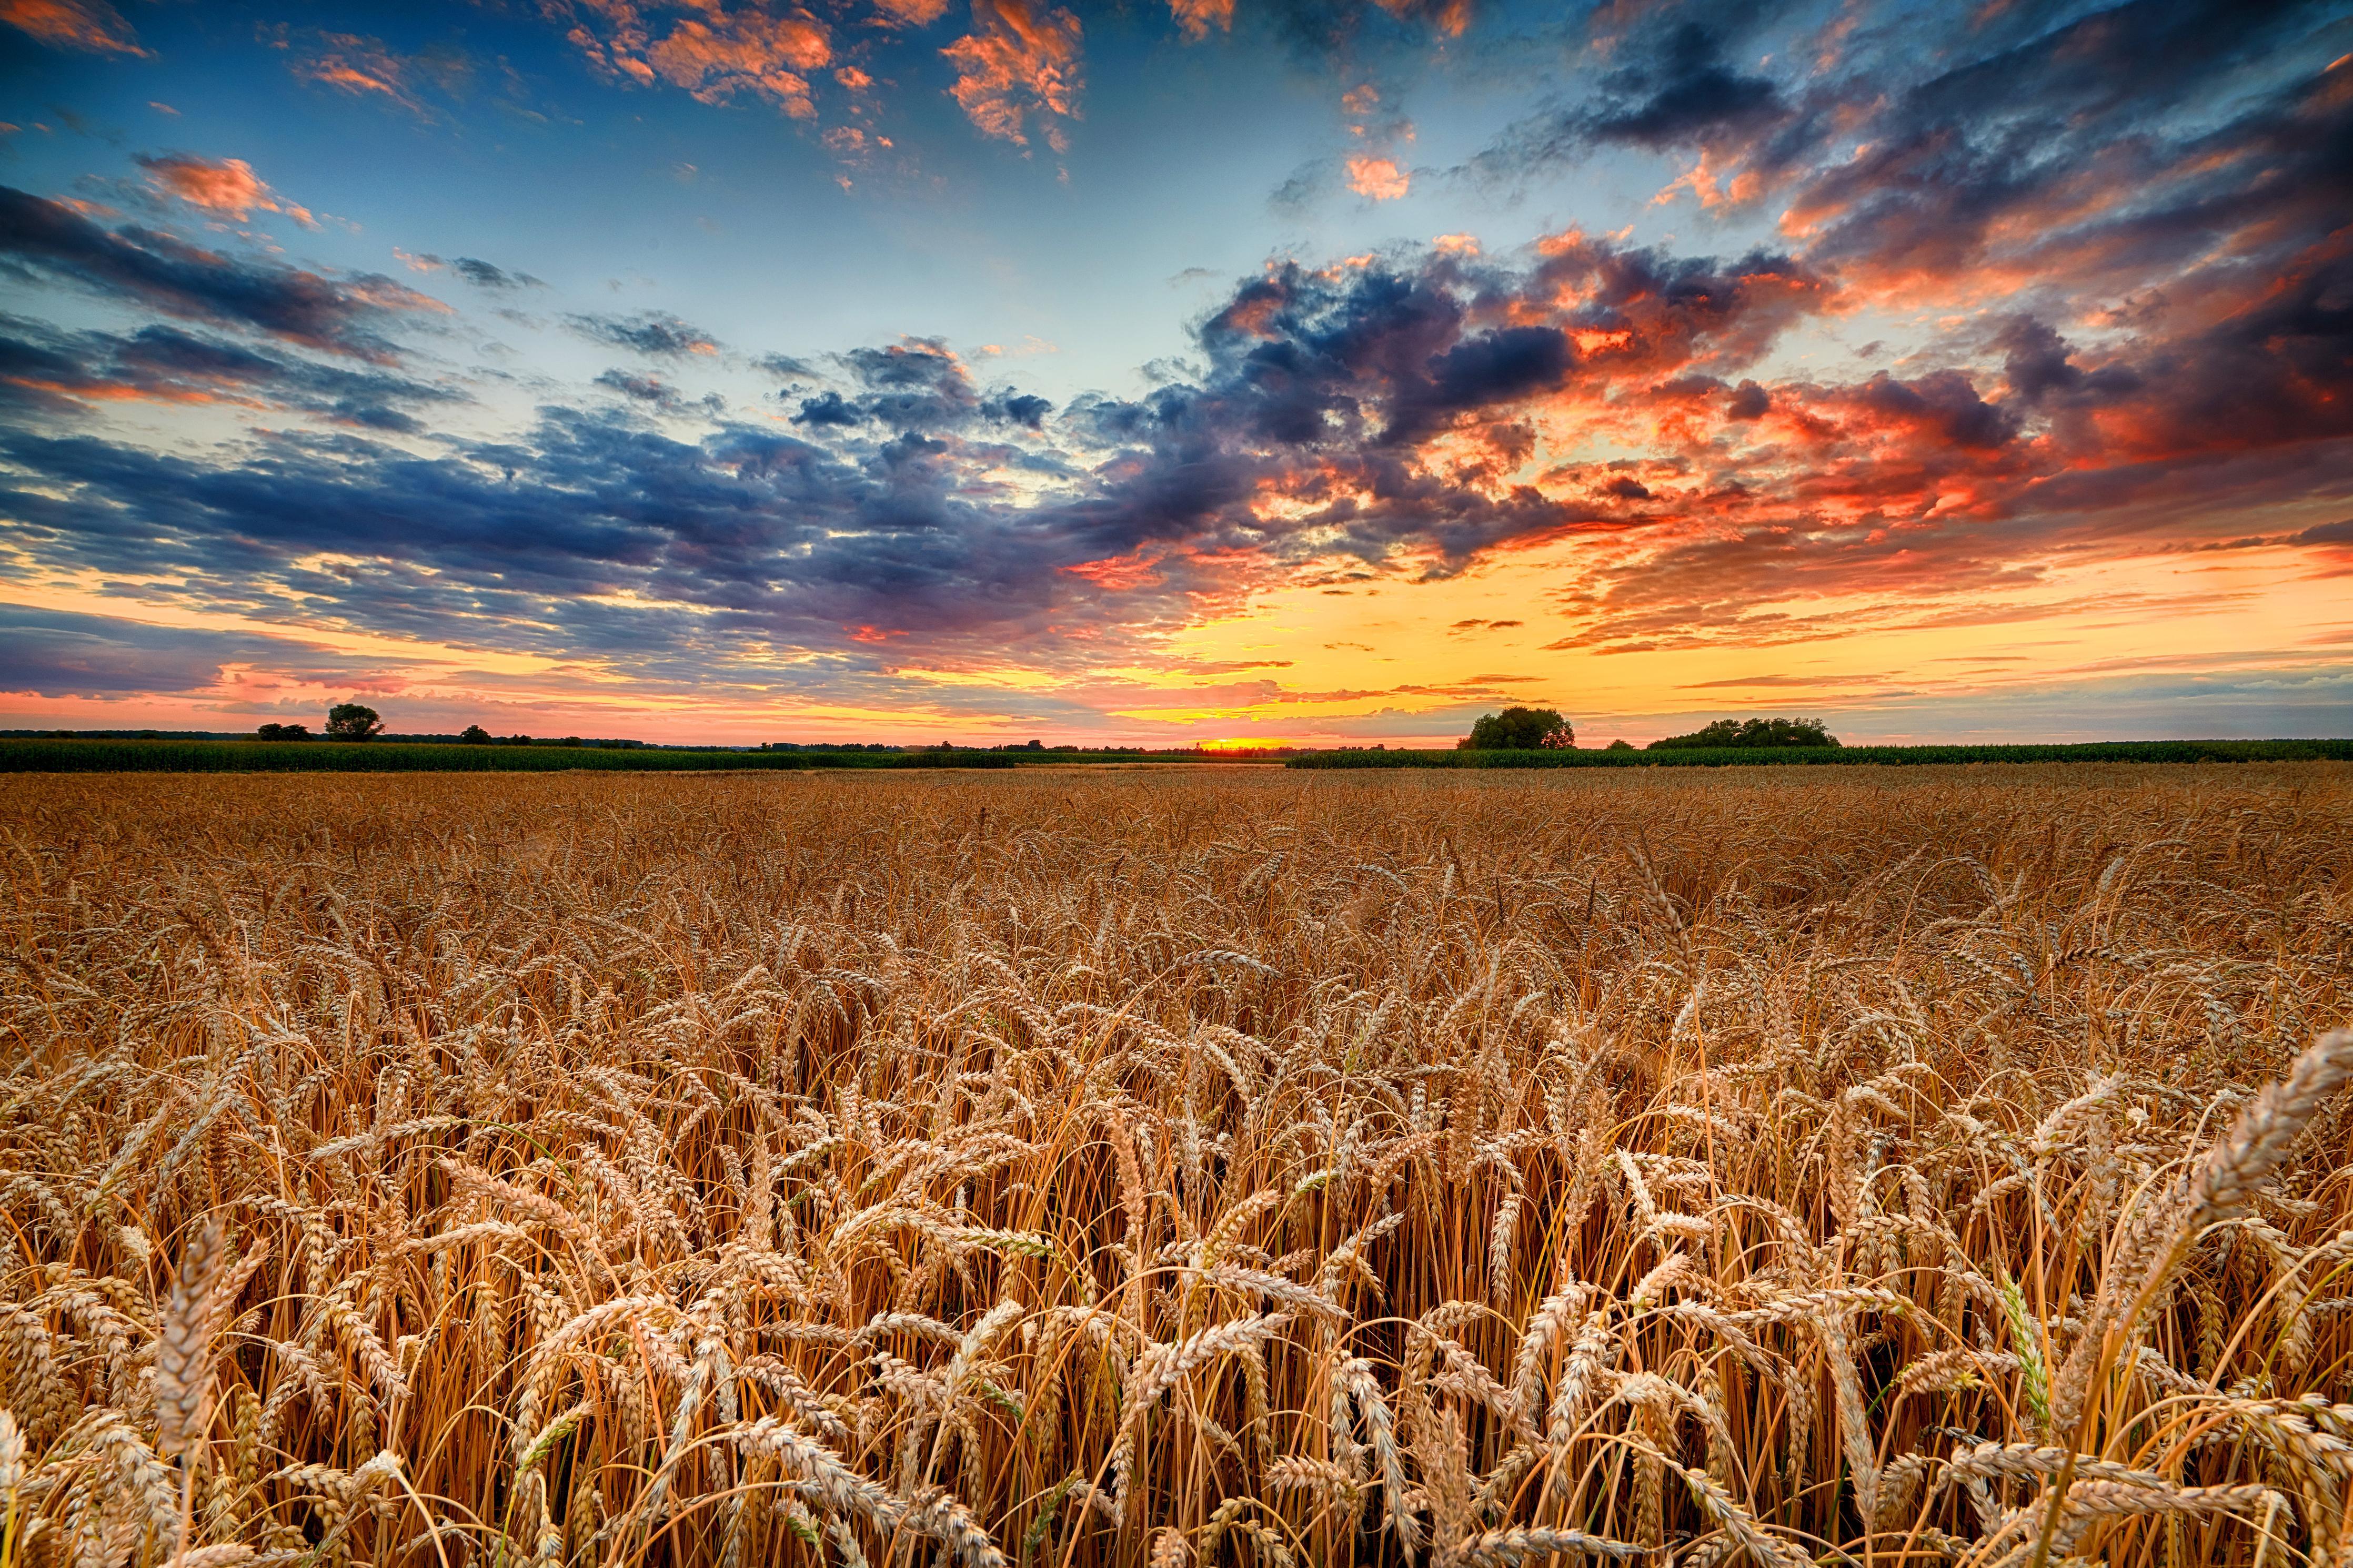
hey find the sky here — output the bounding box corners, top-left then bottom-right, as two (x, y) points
(0, 0), (2349, 746)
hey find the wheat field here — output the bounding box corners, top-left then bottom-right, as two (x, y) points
(2, 765), (2350, 1568)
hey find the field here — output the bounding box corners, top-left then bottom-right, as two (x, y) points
(2, 765), (2349, 1568)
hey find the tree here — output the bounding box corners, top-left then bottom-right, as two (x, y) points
(1649, 716), (1839, 751)
(459, 724), (492, 745)
(1605, 738), (1634, 752)
(256, 722), (311, 741)
(1459, 707), (1575, 750)
(325, 703), (384, 741)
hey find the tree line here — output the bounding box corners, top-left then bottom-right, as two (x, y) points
(1459, 707), (1840, 752)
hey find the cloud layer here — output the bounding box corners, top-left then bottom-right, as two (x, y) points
(2, 0), (2349, 738)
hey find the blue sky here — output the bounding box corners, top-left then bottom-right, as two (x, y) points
(2, 0), (2349, 744)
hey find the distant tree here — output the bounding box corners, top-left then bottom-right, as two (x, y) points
(1459, 707), (1575, 750)
(1650, 716), (1839, 751)
(459, 724), (492, 745)
(1025, 739), (1044, 751)
(257, 722), (313, 741)
(324, 704), (383, 741)
(506, 734), (534, 746)
(1605, 738), (1634, 752)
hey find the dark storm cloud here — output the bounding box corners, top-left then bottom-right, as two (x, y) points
(0, 186), (445, 362)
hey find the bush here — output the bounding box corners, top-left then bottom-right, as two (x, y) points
(1605, 738), (1634, 752)
(1460, 707), (1575, 750)
(1651, 716), (1838, 750)
(459, 725), (493, 745)
(256, 722), (312, 741)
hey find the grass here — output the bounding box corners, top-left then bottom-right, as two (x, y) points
(1, 764), (2349, 1567)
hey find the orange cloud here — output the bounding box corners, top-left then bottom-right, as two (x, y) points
(645, 11), (829, 114)
(870, 0), (952, 26)
(942, 0), (1083, 146)
(1, 0), (145, 55)
(1371, 0), (1469, 36)
(561, 3), (832, 118)
(1169, 0), (1233, 42)
(1062, 549), (1168, 590)
(2, 376), (249, 410)
(277, 33), (459, 119)
(139, 155), (318, 230)
(1346, 156), (1410, 200)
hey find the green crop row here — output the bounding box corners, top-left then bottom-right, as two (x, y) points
(1288, 738), (2353, 768)
(0, 739), (1030, 773)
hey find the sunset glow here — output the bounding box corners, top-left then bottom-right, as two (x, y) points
(3, 0), (2349, 743)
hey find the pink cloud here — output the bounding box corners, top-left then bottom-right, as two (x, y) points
(1, 0), (145, 56)
(558, 2), (832, 118)
(942, 0), (1083, 147)
(1346, 155), (1410, 200)
(1169, 0), (1234, 42)
(138, 154), (319, 230)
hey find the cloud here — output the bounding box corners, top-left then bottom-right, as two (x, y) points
(1251, 0), (1472, 55)
(942, 0), (1084, 148)
(870, 0), (952, 26)
(0, 186), (449, 362)
(1, 0), (145, 56)
(1169, 0), (1233, 42)
(136, 154), (318, 230)
(276, 31), (472, 120)
(554, 1), (831, 118)
(565, 310), (722, 358)
(0, 605), (361, 699)
(1344, 156), (1410, 200)
(451, 257), (543, 289)
(791, 390), (860, 427)
(594, 368), (722, 416)
(0, 316), (466, 430)
(397, 252), (544, 290)
(1585, 22), (1789, 152)
(4, 0), (2351, 699)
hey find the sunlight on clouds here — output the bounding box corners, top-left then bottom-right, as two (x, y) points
(1344, 155), (1409, 200)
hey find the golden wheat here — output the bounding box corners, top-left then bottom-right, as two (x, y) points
(2, 764), (2350, 1567)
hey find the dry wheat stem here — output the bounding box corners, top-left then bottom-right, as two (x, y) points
(0, 765), (2346, 1567)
